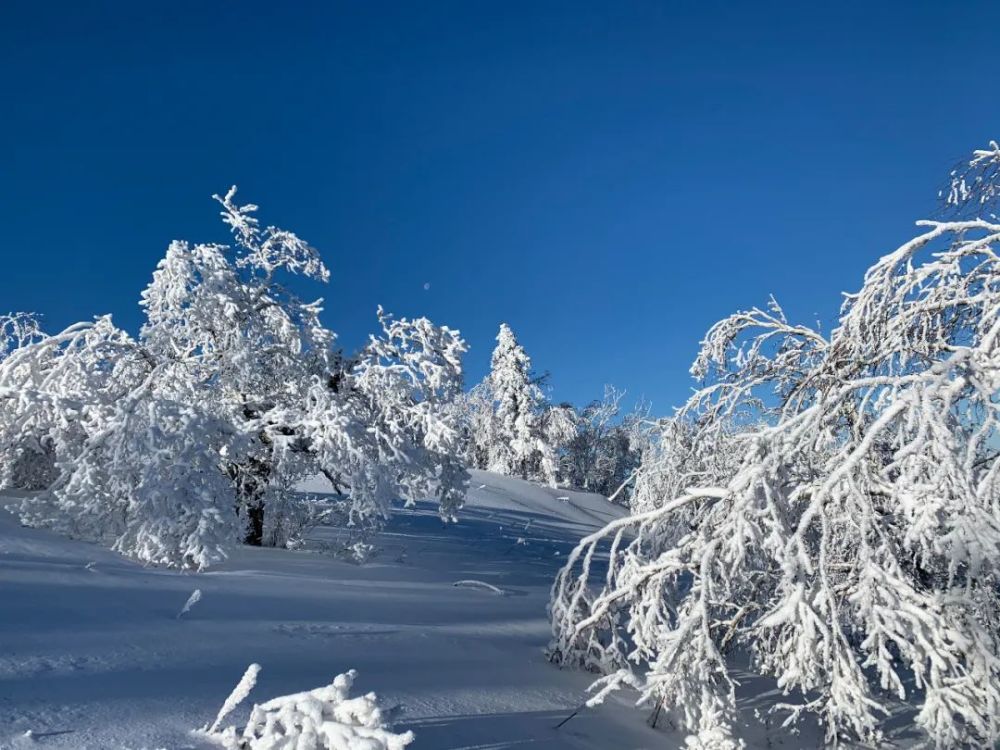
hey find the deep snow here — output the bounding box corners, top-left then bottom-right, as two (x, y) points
(1, 471), (922, 749)
(1, 471), (667, 750)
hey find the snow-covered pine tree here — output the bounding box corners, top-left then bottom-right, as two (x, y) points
(462, 323), (572, 486)
(549, 144), (1000, 748)
(487, 323), (542, 479)
(0, 188), (468, 568)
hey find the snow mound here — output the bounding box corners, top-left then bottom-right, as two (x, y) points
(464, 470), (625, 528)
(297, 468), (626, 534)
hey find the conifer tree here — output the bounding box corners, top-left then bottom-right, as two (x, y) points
(486, 323), (543, 479)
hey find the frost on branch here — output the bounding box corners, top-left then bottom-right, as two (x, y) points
(550, 144), (1000, 747)
(944, 140), (1000, 219)
(204, 667), (413, 750)
(215, 185), (330, 282)
(206, 663), (261, 734)
(0, 313), (43, 359)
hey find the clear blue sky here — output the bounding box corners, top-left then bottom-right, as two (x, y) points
(2, 1), (997, 412)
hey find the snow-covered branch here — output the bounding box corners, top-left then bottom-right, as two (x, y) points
(550, 144), (1000, 747)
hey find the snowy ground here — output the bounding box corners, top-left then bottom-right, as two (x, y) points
(0, 471), (921, 749)
(1, 471), (669, 750)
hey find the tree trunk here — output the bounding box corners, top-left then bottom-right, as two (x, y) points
(229, 453), (272, 547)
(244, 500), (265, 546)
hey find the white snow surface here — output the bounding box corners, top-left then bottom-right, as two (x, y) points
(0, 471), (667, 749)
(0, 470), (854, 748)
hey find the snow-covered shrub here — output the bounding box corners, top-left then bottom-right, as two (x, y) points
(0, 188), (468, 568)
(259, 492), (335, 550)
(205, 667), (413, 750)
(549, 144), (1000, 747)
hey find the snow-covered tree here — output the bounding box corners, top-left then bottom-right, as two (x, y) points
(550, 145), (1000, 748)
(535, 402), (578, 487)
(560, 385), (649, 501)
(0, 312), (59, 489)
(462, 323), (572, 486)
(486, 323), (544, 478)
(0, 316), (149, 508)
(0, 188), (468, 568)
(459, 381), (496, 471)
(330, 306), (469, 524)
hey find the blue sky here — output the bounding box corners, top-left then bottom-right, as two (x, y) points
(2, 1), (998, 412)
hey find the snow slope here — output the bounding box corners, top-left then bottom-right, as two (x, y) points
(0, 471), (665, 750)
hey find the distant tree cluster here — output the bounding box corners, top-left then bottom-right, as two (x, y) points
(461, 323), (648, 495)
(560, 385), (649, 500)
(0, 189), (468, 569)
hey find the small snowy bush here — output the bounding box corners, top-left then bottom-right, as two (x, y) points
(205, 667), (413, 750)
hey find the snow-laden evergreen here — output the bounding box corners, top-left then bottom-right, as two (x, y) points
(462, 323), (571, 486)
(486, 323), (546, 478)
(463, 332), (648, 493)
(0, 188), (468, 568)
(549, 144), (1000, 748)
